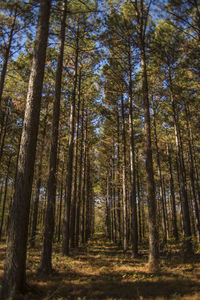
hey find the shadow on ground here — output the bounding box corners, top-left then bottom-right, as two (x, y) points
(1, 234), (200, 299)
(29, 270), (200, 300)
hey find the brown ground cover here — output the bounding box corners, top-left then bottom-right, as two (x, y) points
(0, 234), (200, 299)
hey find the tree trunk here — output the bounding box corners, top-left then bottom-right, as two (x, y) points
(62, 21), (80, 255)
(120, 94), (128, 252)
(39, 0), (67, 272)
(0, 181), (3, 209)
(106, 172), (111, 239)
(75, 98), (85, 247)
(134, 0), (159, 271)
(30, 102), (49, 247)
(136, 153), (142, 243)
(152, 103), (167, 246)
(116, 106), (121, 246)
(128, 45), (138, 257)
(1, 1), (51, 298)
(185, 104), (200, 242)
(81, 114), (88, 244)
(168, 65), (192, 254)
(0, 156), (11, 241)
(70, 70), (82, 248)
(86, 156), (91, 242)
(141, 45), (159, 271)
(167, 143), (178, 241)
(58, 159), (65, 242)
(112, 153), (117, 243)
(0, 7), (17, 107)
(0, 108), (9, 164)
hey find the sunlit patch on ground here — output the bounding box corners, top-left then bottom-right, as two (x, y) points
(0, 234), (200, 299)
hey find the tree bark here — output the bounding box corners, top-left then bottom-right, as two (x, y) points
(133, 0), (159, 271)
(30, 102), (49, 248)
(39, 0), (67, 272)
(75, 98), (85, 247)
(1, 1), (51, 298)
(120, 94), (128, 252)
(116, 106), (122, 246)
(141, 47), (159, 271)
(167, 143), (178, 241)
(0, 107), (9, 164)
(185, 104), (200, 242)
(106, 172), (111, 239)
(0, 7), (17, 107)
(152, 103), (167, 246)
(136, 153), (142, 243)
(0, 156), (11, 241)
(70, 70), (82, 248)
(81, 113), (88, 244)
(58, 159), (65, 242)
(128, 45), (138, 257)
(168, 65), (192, 254)
(86, 156), (91, 242)
(62, 20), (80, 255)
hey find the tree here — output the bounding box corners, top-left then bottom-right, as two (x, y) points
(131, 0), (159, 271)
(39, 0), (67, 274)
(1, 0), (51, 298)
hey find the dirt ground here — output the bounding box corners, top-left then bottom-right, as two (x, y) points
(0, 234), (200, 299)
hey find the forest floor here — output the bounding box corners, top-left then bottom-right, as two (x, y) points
(0, 234), (200, 300)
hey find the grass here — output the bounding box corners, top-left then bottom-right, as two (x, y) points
(0, 234), (200, 299)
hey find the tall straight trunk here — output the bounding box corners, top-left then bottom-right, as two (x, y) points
(112, 154), (117, 243)
(85, 157), (91, 242)
(128, 45), (138, 257)
(81, 114), (88, 244)
(193, 148), (200, 209)
(116, 106), (121, 246)
(120, 94), (128, 251)
(141, 45), (159, 271)
(0, 110), (5, 138)
(70, 70), (82, 248)
(0, 181), (3, 209)
(5, 182), (14, 236)
(185, 104), (200, 241)
(90, 191), (95, 235)
(167, 143), (178, 241)
(133, 0), (159, 271)
(192, 149), (200, 209)
(0, 7), (17, 107)
(187, 114), (200, 208)
(0, 108), (9, 164)
(30, 171), (41, 247)
(1, 1), (51, 298)
(152, 104), (167, 245)
(62, 21), (80, 255)
(58, 159), (65, 242)
(39, 0), (67, 272)
(136, 154), (142, 243)
(162, 176), (169, 239)
(106, 172), (111, 239)
(110, 161), (114, 242)
(30, 102), (49, 247)
(168, 66), (192, 254)
(0, 156), (11, 241)
(175, 155), (184, 232)
(75, 98), (85, 247)
(188, 183), (196, 236)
